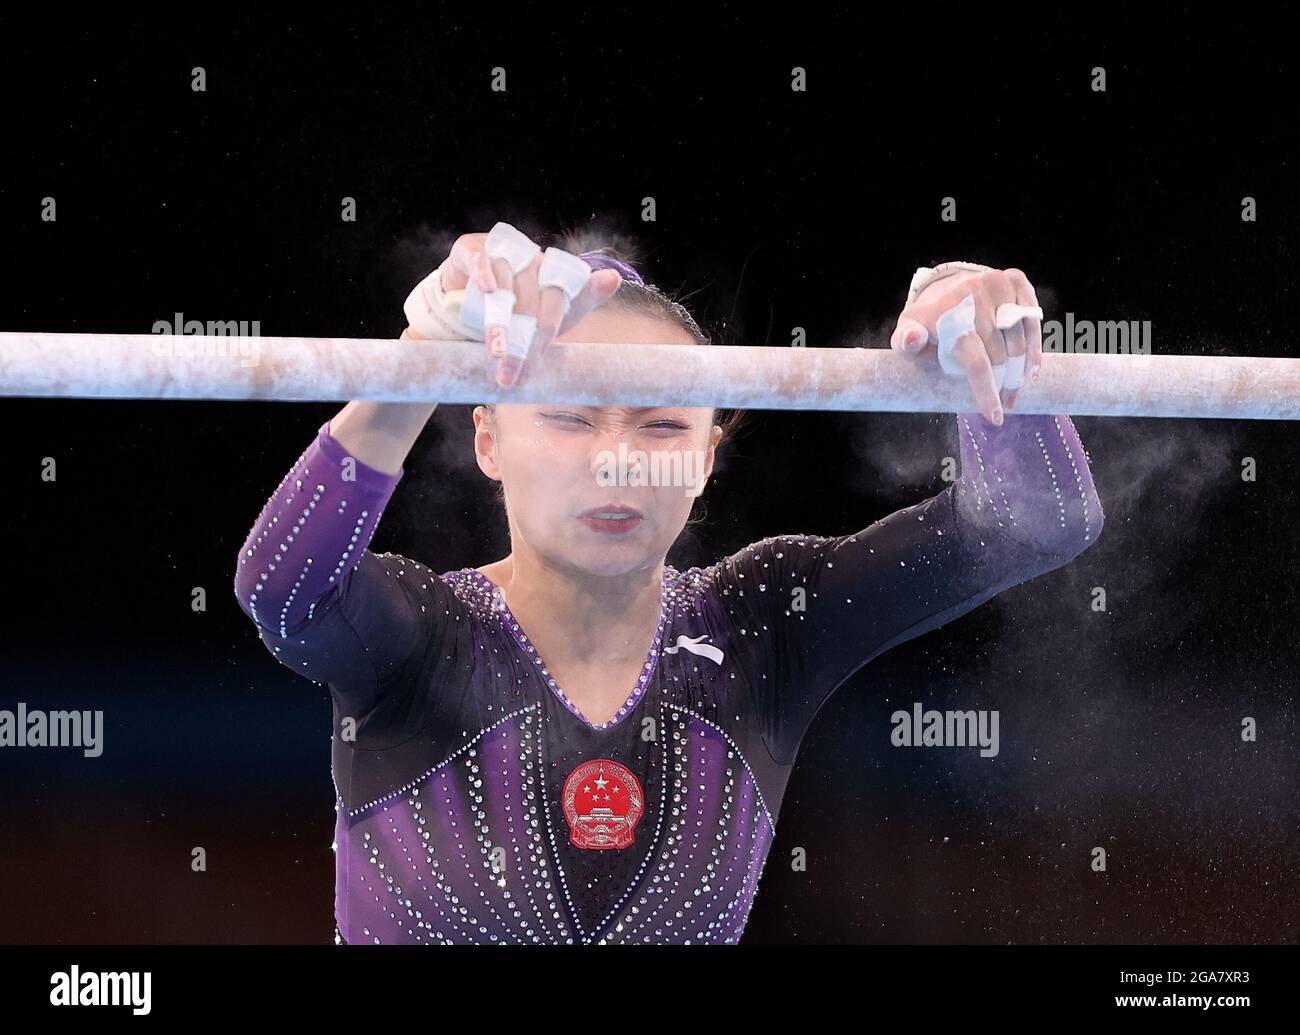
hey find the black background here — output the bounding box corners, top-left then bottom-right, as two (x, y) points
(0, 10), (1296, 944)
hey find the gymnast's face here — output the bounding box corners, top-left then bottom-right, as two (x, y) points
(472, 307), (723, 579)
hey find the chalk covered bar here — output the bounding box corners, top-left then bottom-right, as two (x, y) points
(1, 332), (1299, 419)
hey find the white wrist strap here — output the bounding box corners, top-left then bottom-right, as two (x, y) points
(459, 223), (544, 353)
(403, 258), (478, 341)
(907, 261), (992, 305)
(463, 243), (593, 360)
(404, 222), (598, 363)
(911, 262), (1043, 391)
(401, 259), (543, 361)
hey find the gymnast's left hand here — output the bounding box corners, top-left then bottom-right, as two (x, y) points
(889, 266), (1044, 425)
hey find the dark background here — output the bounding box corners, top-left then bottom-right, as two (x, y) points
(0, 11), (1296, 943)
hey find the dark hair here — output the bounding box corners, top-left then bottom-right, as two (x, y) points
(483, 239), (747, 529)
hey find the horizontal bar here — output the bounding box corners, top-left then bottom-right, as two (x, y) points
(1, 332), (1299, 419)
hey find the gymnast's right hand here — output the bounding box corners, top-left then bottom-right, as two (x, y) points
(404, 223), (623, 388)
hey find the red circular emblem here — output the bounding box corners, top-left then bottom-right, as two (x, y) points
(562, 758), (644, 850)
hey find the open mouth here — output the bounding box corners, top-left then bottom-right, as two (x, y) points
(578, 507), (644, 535)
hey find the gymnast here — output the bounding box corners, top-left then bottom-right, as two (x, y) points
(233, 222), (1104, 944)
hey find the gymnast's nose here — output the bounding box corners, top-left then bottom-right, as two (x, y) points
(588, 433), (643, 481)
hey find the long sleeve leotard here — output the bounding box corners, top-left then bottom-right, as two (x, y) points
(234, 410), (1103, 944)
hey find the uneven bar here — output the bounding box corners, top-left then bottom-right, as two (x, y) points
(1, 332), (1299, 419)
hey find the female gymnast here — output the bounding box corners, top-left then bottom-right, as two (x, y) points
(233, 222), (1104, 944)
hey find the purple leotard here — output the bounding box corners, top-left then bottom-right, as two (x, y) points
(234, 410), (1103, 944)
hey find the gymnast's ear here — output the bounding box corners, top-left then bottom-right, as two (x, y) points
(700, 423), (724, 482)
(472, 405), (503, 481)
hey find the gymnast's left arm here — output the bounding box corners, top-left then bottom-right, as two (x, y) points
(721, 264), (1106, 764)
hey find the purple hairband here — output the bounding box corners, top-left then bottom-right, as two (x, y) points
(580, 251), (645, 285)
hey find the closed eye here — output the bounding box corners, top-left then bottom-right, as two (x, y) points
(541, 412), (689, 431)
(541, 411), (592, 426)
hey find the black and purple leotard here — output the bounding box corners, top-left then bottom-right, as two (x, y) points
(234, 410), (1102, 944)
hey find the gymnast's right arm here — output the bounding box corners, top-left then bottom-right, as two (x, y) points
(231, 332), (439, 717)
(233, 222), (541, 711)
